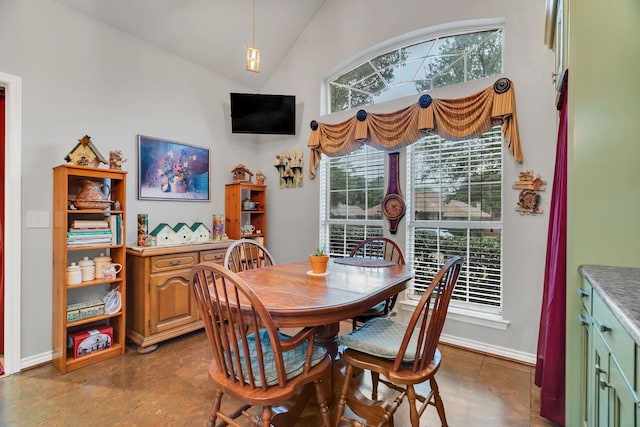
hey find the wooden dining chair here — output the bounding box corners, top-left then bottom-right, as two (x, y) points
(335, 256), (463, 427)
(349, 237), (405, 329)
(224, 238), (275, 273)
(190, 262), (332, 427)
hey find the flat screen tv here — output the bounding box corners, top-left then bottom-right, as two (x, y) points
(230, 93), (296, 135)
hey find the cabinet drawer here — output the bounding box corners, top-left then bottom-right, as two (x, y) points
(151, 252), (199, 273)
(201, 250), (225, 264)
(593, 292), (635, 383)
(578, 278), (593, 315)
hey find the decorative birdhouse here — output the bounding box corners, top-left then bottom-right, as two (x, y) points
(173, 222), (194, 244)
(65, 135), (108, 168)
(231, 164), (254, 183)
(150, 223), (175, 246)
(190, 222), (211, 243)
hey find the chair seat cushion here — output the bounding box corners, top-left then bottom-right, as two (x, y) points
(338, 317), (418, 362)
(233, 329), (327, 387)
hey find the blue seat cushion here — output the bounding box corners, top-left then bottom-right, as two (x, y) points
(231, 329), (327, 387)
(338, 317), (419, 362)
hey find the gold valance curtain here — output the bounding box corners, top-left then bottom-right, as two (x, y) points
(307, 78), (522, 179)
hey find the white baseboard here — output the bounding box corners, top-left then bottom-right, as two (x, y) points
(439, 333), (536, 365)
(20, 351), (52, 371)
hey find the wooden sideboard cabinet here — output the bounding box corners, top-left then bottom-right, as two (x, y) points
(126, 241), (232, 353)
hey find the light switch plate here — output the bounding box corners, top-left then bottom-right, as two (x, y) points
(26, 210), (50, 228)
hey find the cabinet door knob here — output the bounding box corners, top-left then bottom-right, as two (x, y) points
(578, 314), (589, 326)
(599, 323), (612, 333)
(577, 288), (589, 298)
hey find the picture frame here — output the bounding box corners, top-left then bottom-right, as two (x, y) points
(137, 135), (210, 201)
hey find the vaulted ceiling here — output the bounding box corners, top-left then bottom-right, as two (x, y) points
(52, 0), (327, 91)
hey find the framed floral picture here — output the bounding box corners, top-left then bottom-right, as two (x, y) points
(137, 135), (210, 201)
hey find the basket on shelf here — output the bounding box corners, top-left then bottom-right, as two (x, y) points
(71, 199), (113, 210)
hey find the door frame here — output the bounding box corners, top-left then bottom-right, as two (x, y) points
(1, 72), (22, 375)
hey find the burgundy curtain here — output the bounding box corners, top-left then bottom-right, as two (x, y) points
(535, 71), (568, 426)
(0, 87), (5, 358)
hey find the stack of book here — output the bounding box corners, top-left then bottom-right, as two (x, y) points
(67, 220), (113, 247)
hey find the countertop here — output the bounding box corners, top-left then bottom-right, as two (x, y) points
(580, 264), (640, 345)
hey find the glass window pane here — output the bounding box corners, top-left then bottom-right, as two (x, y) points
(330, 84), (349, 113)
(334, 63), (375, 86)
(401, 40), (435, 61)
(410, 126), (503, 313)
(328, 28), (503, 113)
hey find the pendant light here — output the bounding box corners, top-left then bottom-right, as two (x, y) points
(246, 0), (260, 73)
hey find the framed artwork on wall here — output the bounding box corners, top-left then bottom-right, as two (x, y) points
(137, 135), (210, 201)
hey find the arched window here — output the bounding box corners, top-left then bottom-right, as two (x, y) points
(320, 24), (505, 316)
(328, 28), (502, 113)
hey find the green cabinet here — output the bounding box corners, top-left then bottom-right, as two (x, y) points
(578, 280), (594, 426)
(583, 281), (640, 426)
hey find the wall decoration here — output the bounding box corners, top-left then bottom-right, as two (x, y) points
(513, 170), (546, 215)
(381, 152), (406, 234)
(138, 135), (210, 201)
(274, 150), (303, 188)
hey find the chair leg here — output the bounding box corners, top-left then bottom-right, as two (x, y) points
(430, 378), (448, 427)
(335, 363), (354, 427)
(208, 390), (223, 427)
(406, 385), (420, 427)
(312, 379), (332, 427)
(260, 406), (273, 427)
(370, 371), (380, 400)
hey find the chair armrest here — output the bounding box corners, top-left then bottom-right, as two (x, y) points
(279, 326), (318, 351)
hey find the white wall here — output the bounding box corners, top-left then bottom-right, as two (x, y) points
(258, 0), (556, 360)
(1, 0), (555, 363)
(0, 0), (258, 360)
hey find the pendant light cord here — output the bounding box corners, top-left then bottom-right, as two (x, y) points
(251, 0), (256, 46)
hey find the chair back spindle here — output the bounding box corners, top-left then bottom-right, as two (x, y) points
(191, 263), (286, 389)
(224, 238), (275, 273)
(393, 256), (463, 373)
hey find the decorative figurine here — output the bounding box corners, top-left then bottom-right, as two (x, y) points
(109, 150), (126, 169)
(256, 171), (266, 185)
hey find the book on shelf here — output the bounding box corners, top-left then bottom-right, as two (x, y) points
(68, 239), (113, 247)
(108, 214), (122, 245)
(67, 230), (112, 236)
(71, 219), (109, 229)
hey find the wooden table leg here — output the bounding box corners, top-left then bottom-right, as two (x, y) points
(317, 322), (340, 358)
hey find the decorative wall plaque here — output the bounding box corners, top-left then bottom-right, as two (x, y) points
(513, 170), (546, 215)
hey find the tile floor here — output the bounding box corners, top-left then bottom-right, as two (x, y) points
(0, 325), (559, 426)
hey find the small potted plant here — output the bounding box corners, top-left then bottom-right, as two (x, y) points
(309, 246), (329, 274)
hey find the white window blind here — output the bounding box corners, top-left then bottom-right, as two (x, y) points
(320, 146), (385, 257)
(407, 126), (503, 314)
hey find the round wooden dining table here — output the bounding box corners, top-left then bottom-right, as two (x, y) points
(230, 258), (413, 426)
(235, 258), (413, 356)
